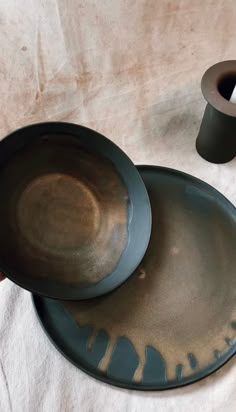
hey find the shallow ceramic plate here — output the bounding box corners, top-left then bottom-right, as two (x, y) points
(33, 166), (236, 389)
(0, 123), (151, 300)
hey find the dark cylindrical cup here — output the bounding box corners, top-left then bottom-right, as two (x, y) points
(196, 60), (236, 163)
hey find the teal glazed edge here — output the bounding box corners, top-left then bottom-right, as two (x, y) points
(32, 294), (236, 391)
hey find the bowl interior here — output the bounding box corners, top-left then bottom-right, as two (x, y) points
(0, 134), (129, 289)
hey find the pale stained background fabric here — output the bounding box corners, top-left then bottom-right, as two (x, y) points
(0, 1), (236, 411)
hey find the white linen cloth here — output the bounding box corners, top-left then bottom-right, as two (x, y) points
(0, 1), (235, 410)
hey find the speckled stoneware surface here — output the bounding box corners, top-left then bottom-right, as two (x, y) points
(33, 166), (236, 390)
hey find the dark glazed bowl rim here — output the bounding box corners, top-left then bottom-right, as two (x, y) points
(201, 60), (236, 117)
(0, 122), (152, 300)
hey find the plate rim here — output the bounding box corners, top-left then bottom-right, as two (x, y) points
(32, 293), (236, 391)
